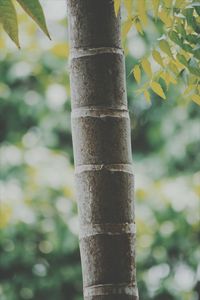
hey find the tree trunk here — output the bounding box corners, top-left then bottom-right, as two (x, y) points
(67, 1), (138, 299)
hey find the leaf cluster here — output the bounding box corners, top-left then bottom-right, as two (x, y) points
(0, 0), (50, 48)
(115, 0), (200, 105)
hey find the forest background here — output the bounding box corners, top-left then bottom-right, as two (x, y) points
(0, 1), (200, 299)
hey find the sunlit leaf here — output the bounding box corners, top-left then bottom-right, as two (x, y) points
(159, 39), (173, 58)
(175, 0), (187, 9)
(144, 90), (151, 103)
(114, 0), (121, 17)
(152, 50), (164, 67)
(150, 81), (166, 99)
(160, 71), (177, 87)
(168, 61), (180, 74)
(141, 58), (152, 77)
(159, 10), (173, 27)
(138, 0), (147, 26)
(124, 0), (132, 16)
(152, 0), (160, 18)
(122, 19), (132, 38)
(191, 94), (200, 105)
(133, 65), (141, 83)
(134, 19), (144, 34)
(164, 0), (173, 8)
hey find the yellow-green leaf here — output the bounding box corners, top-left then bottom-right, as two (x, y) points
(141, 58), (152, 77)
(191, 94), (200, 105)
(138, 0), (148, 26)
(160, 72), (170, 87)
(160, 71), (177, 87)
(124, 0), (132, 16)
(134, 19), (143, 34)
(164, 0), (173, 8)
(158, 10), (173, 27)
(0, 0), (20, 47)
(175, 0), (187, 9)
(133, 65), (141, 83)
(159, 39), (173, 58)
(152, 50), (164, 67)
(122, 19), (132, 38)
(150, 81), (166, 99)
(152, 0), (160, 18)
(114, 0), (121, 17)
(144, 90), (151, 103)
(168, 61), (179, 74)
(16, 0), (50, 39)
(168, 74), (177, 84)
(184, 85), (196, 95)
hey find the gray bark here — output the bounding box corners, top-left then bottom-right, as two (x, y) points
(67, 1), (138, 299)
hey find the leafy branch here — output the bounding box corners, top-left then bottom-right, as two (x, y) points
(115, 0), (200, 105)
(0, 0), (50, 48)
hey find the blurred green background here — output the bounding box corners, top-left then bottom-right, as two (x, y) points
(0, 1), (200, 300)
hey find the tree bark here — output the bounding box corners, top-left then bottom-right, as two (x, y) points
(67, 1), (138, 299)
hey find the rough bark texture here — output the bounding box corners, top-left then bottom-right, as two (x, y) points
(67, 0), (138, 299)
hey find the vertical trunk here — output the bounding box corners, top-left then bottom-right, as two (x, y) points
(67, 1), (138, 299)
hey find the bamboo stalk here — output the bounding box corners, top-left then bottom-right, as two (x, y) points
(67, 1), (138, 299)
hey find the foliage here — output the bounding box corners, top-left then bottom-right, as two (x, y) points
(0, 2), (199, 300)
(1, 0), (199, 104)
(0, 0), (50, 47)
(0, 43), (82, 299)
(1, 13), (200, 297)
(115, 0), (200, 105)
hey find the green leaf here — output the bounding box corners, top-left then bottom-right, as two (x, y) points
(186, 34), (199, 44)
(150, 81), (166, 99)
(16, 0), (51, 39)
(188, 66), (200, 77)
(177, 53), (188, 67)
(159, 39), (173, 58)
(193, 3), (200, 16)
(133, 65), (141, 83)
(176, 23), (186, 38)
(169, 31), (183, 47)
(0, 0), (20, 48)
